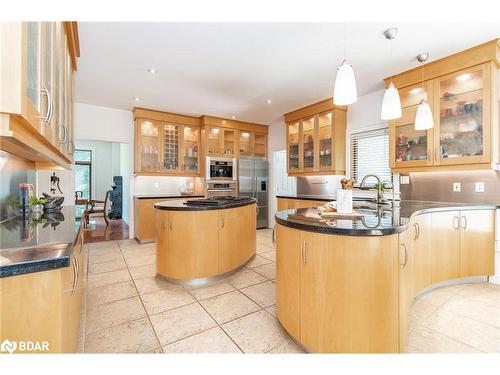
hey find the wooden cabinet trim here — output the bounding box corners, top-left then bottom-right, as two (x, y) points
(284, 98), (347, 123)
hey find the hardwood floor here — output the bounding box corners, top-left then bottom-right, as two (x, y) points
(84, 217), (130, 243)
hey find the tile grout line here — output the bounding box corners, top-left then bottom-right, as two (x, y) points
(415, 322), (487, 353)
(117, 240), (164, 353)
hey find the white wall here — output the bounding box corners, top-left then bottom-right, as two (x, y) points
(267, 120), (288, 228)
(347, 89), (385, 131)
(74, 103), (135, 237)
(36, 169), (75, 206)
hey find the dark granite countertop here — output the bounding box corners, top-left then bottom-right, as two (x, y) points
(275, 200), (498, 236)
(134, 194), (204, 199)
(0, 206), (82, 278)
(155, 198), (257, 211)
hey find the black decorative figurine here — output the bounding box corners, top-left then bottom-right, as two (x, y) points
(108, 176), (123, 219)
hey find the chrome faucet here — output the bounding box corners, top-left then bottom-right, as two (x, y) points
(360, 174), (382, 205)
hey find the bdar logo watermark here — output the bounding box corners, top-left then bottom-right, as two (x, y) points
(1, 339), (49, 353)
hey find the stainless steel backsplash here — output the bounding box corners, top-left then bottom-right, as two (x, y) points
(400, 170), (500, 204)
(0, 151), (36, 221)
(296, 175), (345, 197)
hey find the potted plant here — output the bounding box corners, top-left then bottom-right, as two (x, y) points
(28, 196), (47, 217)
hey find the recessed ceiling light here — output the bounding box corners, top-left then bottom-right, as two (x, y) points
(409, 88), (424, 95)
(231, 115), (236, 119)
(266, 99), (272, 104)
(133, 97), (140, 102)
(456, 73), (471, 82)
(147, 68), (157, 74)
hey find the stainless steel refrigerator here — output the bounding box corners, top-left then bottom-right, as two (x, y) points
(238, 157), (268, 228)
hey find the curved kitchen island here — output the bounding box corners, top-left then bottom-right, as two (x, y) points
(275, 201), (496, 353)
(155, 198), (257, 285)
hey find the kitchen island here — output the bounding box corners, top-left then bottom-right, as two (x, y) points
(155, 197), (257, 285)
(275, 201), (497, 353)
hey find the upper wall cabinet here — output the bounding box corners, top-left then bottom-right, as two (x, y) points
(0, 22), (79, 169)
(385, 39), (500, 173)
(200, 115), (268, 159)
(134, 108), (201, 176)
(284, 99), (347, 176)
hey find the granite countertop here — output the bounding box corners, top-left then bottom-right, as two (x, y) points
(155, 198), (257, 211)
(134, 194), (204, 199)
(275, 200), (498, 236)
(0, 206), (82, 278)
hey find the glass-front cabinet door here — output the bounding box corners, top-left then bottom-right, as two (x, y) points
(435, 64), (490, 165)
(182, 126), (200, 174)
(162, 123), (181, 172)
(318, 111), (333, 171)
(41, 22), (54, 142)
(207, 127), (222, 156)
(222, 129), (236, 156)
(138, 120), (160, 172)
(26, 22), (42, 130)
(390, 106), (433, 168)
(302, 117), (316, 171)
(254, 133), (266, 157)
(239, 131), (252, 156)
(287, 122), (300, 173)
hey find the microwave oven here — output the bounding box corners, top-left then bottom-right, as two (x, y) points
(206, 157), (237, 181)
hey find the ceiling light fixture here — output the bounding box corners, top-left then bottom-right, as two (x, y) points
(381, 28), (402, 120)
(333, 23), (357, 106)
(133, 97), (140, 102)
(409, 87), (424, 95)
(231, 115), (236, 119)
(414, 53), (434, 131)
(147, 68), (157, 74)
(266, 99), (272, 104)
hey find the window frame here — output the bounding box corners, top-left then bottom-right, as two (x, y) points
(74, 149), (92, 200)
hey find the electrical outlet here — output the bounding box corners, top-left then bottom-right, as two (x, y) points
(453, 182), (461, 192)
(475, 182), (485, 193)
(154, 182), (160, 189)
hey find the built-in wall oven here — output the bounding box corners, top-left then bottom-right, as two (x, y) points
(206, 157), (237, 197)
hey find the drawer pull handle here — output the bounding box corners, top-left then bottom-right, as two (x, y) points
(460, 215), (467, 230)
(453, 215), (460, 230)
(272, 225), (276, 246)
(400, 242), (408, 268)
(412, 222), (420, 241)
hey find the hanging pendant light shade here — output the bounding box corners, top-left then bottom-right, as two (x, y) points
(334, 59), (357, 105)
(381, 82), (402, 120)
(415, 99), (434, 130)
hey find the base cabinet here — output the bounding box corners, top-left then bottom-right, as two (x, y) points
(156, 203), (257, 280)
(277, 197), (326, 211)
(430, 211), (461, 283)
(412, 214), (432, 293)
(0, 230), (86, 353)
(398, 229), (414, 353)
(276, 224), (399, 353)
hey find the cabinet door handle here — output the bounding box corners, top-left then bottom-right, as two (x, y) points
(221, 214), (224, 229)
(301, 240), (307, 265)
(460, 215), (467, 230)
(74, 255), (80, 292)
(453, 215), (460, 230)
(272, 225), (276, 246)
(38, 85), (52, 126)
(79, 232), (84, 254)
(65, 258), (77, 294)
(400, 242), (408, 268)
(256, 206), (259, 216)
(169, 217), (173, 231)
(413, 223), (420, 241)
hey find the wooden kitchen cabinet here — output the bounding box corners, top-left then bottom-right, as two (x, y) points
(0, 22), (79, 168)
(0, 227), (86, 353)
(459, 209), (495, 277)
(411, 214), (432, 293)
(430, 209), (495, 284)
(430, 210), (460, 283)
(277, 197), (326, 211)
(398, 229), (414, 353)
(385, 39), (499, 173)
(284, 99), (347, 176)
(276, 224), (399, 353)
(133, 108), (201, 175)
(275, 224), (301, 341)
(218, 204), (256, 273)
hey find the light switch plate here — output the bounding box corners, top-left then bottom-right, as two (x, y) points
(453, 182), (461, 192)
(400, 176), (410, 184)
(475, 182), (485, 193)
(154, 182), (160, 189)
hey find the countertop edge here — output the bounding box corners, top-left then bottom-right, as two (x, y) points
(155, 200), (257, 211)
(275, 203), (498, 236)
(134, 195), (204, 199)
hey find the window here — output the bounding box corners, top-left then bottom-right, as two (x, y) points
(74, 149), (92, 200)
(350, 128), (392, 184)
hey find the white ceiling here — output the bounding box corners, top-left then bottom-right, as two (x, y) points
(75, 22), (499, 124)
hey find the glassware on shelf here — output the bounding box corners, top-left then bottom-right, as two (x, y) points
(163, 124), (179, 170)
(183, 127), (199, 172)
(394, 124), (428, 162)
(318, 112), (333, 168)
(438, 69), (484, 159)
(288, 122), (300, 170)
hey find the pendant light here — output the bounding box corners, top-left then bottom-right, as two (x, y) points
(381, 28), (402, 120)
(414, 52), (434, 130)
(334, 23), (357, 105)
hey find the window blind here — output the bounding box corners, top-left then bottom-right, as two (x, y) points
(350, 128), (392, 184)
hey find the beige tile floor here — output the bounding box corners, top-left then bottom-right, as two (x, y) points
(83, 229), (500, 354)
